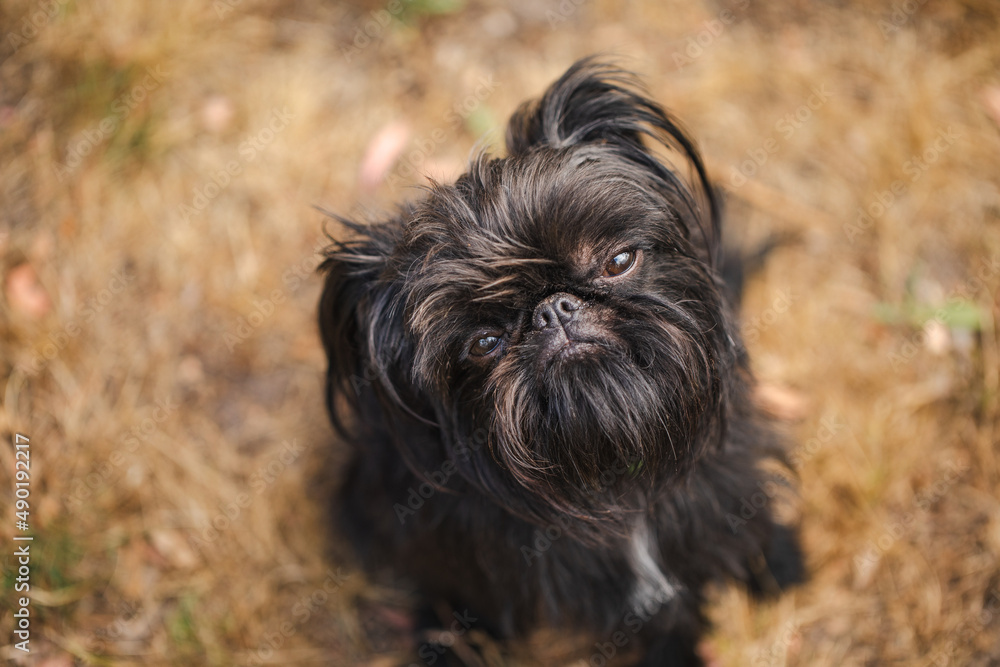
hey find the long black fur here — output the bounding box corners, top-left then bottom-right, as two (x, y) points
(319, 58), (803, 665)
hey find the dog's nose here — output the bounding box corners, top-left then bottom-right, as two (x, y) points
(532, 293), (582, 330)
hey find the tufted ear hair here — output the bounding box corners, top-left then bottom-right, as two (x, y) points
(317, 212), (415, 439)
(505, 57), (722, 265)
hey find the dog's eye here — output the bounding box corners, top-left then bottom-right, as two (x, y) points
(469, 335), (501, 357)
(603, 250), (636, 277)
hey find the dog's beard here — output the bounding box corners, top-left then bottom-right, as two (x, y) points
(452, 302), (727, 539)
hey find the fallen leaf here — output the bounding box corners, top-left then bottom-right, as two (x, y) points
(201, 94), (235, 133)
(923, 319), (951, 355)
(5, 263), (51, 319)
(755, 383), (808, 422)
(150, 529), (199, 569)
(359, 120), (411, 191)
(983, 85), (1000, 129)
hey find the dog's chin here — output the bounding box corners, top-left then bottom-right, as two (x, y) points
(491, 342), (679, 495)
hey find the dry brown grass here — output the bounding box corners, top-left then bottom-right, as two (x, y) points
(1, 0), (999, 664)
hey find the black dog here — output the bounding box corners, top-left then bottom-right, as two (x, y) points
(319, 59), (802, 666)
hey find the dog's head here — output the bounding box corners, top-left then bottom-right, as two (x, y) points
(321, 59), (739, 537)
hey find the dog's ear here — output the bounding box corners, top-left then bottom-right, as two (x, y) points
(505, 57), (721, 264)
(318, 214), (412, 438)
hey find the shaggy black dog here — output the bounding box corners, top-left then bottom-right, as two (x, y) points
(319, 58), (803, 666)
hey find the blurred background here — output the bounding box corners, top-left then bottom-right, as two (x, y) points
(1, 0), (999, 664)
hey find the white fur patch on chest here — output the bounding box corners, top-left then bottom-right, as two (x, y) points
(627, 519), (678, 614)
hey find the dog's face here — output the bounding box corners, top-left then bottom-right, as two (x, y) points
(322, 61), (739, 534)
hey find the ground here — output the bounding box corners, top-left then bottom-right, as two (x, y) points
(1, 0), (999, 665)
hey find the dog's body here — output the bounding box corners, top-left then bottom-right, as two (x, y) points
(320, 60), (802, 666)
